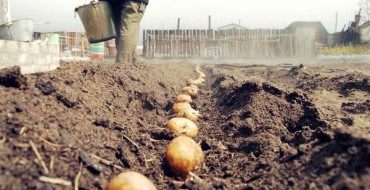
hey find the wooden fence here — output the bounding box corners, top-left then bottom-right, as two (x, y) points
(143, 29), (298, 59)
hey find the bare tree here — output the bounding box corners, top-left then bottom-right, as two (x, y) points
(358, 0), (370, 23)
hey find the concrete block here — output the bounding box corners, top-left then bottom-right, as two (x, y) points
(0, 40), (60, 74)
(18, 53), (29, 65)
(51, 45), (60, 53)
(19, 64), (34, 74)
(49, 63), (60, 71)
(40, 44), (47, 53)
(34, 55), (47, 65)
(30, 44), (40, 54)
(19, 43), (31, 53)
(0, 40), (5, 49)
(46, 55), (52, 63)
(38, 65), (51, 72)
(52, 56), (60, 64)
(21, 64), (49, 74)
(5, 41), (19, 52)
(0, 52), (17, 67)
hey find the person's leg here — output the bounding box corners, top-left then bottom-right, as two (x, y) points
(110, 2), (122, 63)
(117, 1), (146, 63)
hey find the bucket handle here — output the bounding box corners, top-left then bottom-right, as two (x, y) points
(90, 0), (99, 5)
(75, 0), (99, 12)
(74, 0), (99, 17)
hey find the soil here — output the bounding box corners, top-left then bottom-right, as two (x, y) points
(0, 59), (369, 190)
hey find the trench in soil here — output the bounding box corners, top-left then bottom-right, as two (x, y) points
(0, 61), (369, 190)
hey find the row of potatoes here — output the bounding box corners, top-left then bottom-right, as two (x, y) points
(106, 65), (206, 190)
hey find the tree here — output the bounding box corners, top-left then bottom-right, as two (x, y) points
(358, 0), (370, 23)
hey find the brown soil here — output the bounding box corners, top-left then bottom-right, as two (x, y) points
(0, 59), (369, 190)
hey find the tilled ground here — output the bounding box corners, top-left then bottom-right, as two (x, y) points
(0, 59), (369, 190)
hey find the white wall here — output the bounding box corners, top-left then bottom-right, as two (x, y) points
(0, 40), (60, 74)
(360, 26), (370, 43)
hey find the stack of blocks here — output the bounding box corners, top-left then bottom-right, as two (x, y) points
(0, 39), (60, 74)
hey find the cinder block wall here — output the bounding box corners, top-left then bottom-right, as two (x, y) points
(0, 40), (60, 74)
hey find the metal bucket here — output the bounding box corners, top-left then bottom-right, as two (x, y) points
(0, 19), (34, 42)
(75, 1), (116, 43)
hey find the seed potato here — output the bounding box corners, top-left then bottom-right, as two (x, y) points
(106, 171), (157, 190)
(176, 107), (201, 122)
(176, 94), (192, 103)
(172, 102), (192, 113)
(167, 118), (198, 137)
(165, 136), (204, 178)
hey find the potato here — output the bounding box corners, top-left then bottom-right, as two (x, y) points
(182, 86), (198, 98)
(106, 171), (157, 190)
(199, 71), (206, 78)
(187, 78), (203, 85)
(176, 94), (192, 103)
(197, 77), (205, 83)
(189, 84), (199, 91)
(195, 64), (201, 72)
(172, 102), (192, 113)
(177, 107), (202, 122)
(165, 136), (204, 177)
(167, 118), (198, 137)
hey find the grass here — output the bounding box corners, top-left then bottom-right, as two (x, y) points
(319, 45), (370, 55)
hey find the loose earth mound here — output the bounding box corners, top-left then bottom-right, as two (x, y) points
(0, 59), (369, 189)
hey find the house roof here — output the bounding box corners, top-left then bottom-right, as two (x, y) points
(285, 21), (328, 34)
(218, 23), (247, 30)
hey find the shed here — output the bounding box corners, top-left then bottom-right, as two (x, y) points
(359, 21), (370, 43)
(285, 21), (329, 57)
(285, 21), (328, 44)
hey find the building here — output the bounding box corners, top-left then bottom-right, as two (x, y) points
(285, 21), (329, 45)
(285, 21), (329, 57)
(359, 21), (370, 43)
(218, 23), (247, 30)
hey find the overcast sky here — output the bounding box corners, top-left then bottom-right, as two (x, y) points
(9, 0), (361, 33)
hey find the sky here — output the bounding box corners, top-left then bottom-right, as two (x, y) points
(9, 0), (361, 33)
